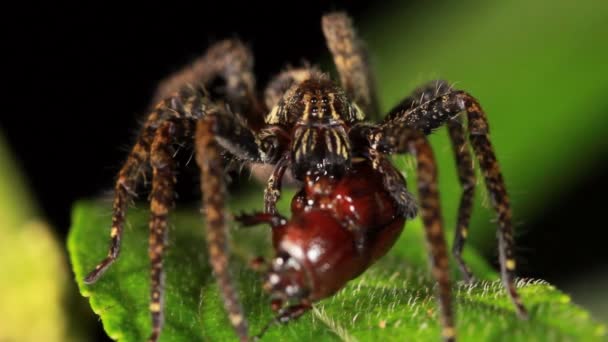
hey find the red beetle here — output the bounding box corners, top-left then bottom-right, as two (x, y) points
(237, 160), (408, 334)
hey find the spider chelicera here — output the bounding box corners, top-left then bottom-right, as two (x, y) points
(84, 12), (527, 342)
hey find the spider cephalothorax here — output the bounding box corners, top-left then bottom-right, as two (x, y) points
(84, 12), (527, 342)
(264, 72), (363, 178)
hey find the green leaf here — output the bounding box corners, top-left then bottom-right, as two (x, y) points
(68, 2), (608, 340)
(359, 0), (608, 251)
(68, 190), (605, 341)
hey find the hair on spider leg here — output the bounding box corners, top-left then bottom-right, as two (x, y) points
(183, 150), (195, 167)
(97, 188), (117, 206)
(447, 81), (461, 93)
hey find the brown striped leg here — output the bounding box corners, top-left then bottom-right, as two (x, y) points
(379, 80), (477, 282)
(196, 115), (248, 342)
(383, 81), (476, 281)
(470, 133), (527, 317)
(152, 39), (265, 130)
(264, 153), (289, 214)
(462, 95), (528, 319)
(84, 83), (207, 285)
(381, 80), (458, 134)
(447, 118), (476, 283)
(83, 99), (182, 284)
(86, 86), (252, 340)
(384, 80), (452, 124)
(147, 121), (178, 342)
(264, 67), (318, 110)
(368, 149), (418, 219)
(369, 128), (455, 341)
(378, 88), (528, 318)
(83, 130), (151, 284)
(322, 12), (380, 120)
(411, 136), (455, 342)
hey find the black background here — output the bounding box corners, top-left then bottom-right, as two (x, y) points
(3, 2), (607, 340)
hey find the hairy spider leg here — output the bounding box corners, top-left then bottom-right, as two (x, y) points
(380, 88), (528, 319)
(322, 12), (380, 120)
(368, 150), (418, 219)
(264, 68), (318, 110)
(85, 38), (262, 285)
(264, 154), (290, 214)
(467, 113), (528, 319)
(389, 80), (477, 282)
(86, 88), (263, 342)
(82, 124), (152, 284)
(85, 37), (270, 341)
(196, 115), (249, 342)
(151, 39), (265, 130)
(447, 117), (476, 282)
(369, 129), (455, 342)
(411, 136), (455, 342)
(83, 88), (198, 285)
(191, 103), (265, 342)
(147, 120), (178, 342)
(86, 86), (204, 342)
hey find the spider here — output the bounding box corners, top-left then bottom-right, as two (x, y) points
(84, 11), (527, 342)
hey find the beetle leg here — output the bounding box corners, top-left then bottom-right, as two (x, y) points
(255, 303), (312, 340)
(235, 212), (287, 229)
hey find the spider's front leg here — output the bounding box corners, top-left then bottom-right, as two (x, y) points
(83, 88), (199, 285)
(85, 38), (262, 285)
(196, 117), (246, 340)
(322, 12), (380, 120)
(147, 120), (178, 341)
(264, 67), (318, 110)
(368, 128), (455, 342)
(152, 39), (265, 129)
(86, 93), (263, 342)
(446, 117), (476, 282)
(389, 80), (477, 282)
(84, 38), (267, 342)
(263, 153), (289, 214)
(195, 106), (269, 342)
(84, 90), (202, 342)
(380, 86), (528, 318)
(367, 148), (418, 219)
(85, 85), (203, 342)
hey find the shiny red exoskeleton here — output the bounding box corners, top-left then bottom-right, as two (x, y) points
(237, 159), (407, 330)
